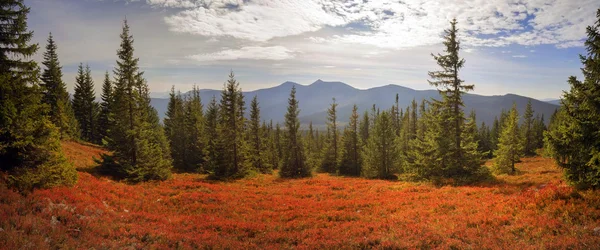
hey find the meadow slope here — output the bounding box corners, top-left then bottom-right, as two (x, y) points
(1, 142), (600, 249)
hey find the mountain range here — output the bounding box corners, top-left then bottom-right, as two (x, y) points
(150, 80), (559, 127)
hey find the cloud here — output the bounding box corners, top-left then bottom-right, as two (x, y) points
(512, 55), (527, 58)
(135, 0), (598, 49)
(188, 46), (295, 61)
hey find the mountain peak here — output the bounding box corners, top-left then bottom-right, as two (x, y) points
(278, 81), (298, 88)
(309, 79), (353, 89)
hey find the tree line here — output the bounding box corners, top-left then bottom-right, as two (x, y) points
(2, 0), (599, 190)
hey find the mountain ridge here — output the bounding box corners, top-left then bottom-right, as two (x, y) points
(150, 80), (559, 127)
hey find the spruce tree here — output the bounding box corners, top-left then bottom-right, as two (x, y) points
(0, 0), (77, 191)
(305, 121), (319, 170)
(274, 122), (283, 169)
(100, 20), (172, 182)
(408, 102), (447, 179)
(339, 105), (361, 176)
(493, 103), (522, 174)
(545, 10), (600, 189)
(462, 110), (484, 177)
(522, 99), (536, 156)
(40, 33), (78, 139)
(97, 71), (112, 145)
(183, 86), (207, 172)
(532, 114), (546, 150)
(248, 95), (270, 173)
(410, 99), (418, 140)
(478, 122), (493, 158)
(359, 111), (370, 149)
(164, 87), (187, 171)
(72, 63), (97, 142)
(490, 116), (500, 152)
(362, 110), (400, 179)
(213, 71), (249, 179)
(417, 99), (427, 140)
(280, 86), (311, 178)
(321, 98), (339, 173)
(266, 121), (282, 170)
(204, 96), (219, 173)
(426, 18), (481, 178)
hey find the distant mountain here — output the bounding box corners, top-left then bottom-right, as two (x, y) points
(543, 99), (562, 106)
(150, 80), (559, 127)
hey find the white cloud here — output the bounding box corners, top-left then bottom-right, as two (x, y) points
(188, 46), (294, 61)
(512, 55), (527, 58)
(137, 0), (598, 49)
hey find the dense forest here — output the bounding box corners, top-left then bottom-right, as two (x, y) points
(2, 0), (600, 191)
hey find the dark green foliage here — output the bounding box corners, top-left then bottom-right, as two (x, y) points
(164, 87), (186, 170)
(477, 121), (493, 158)
(320, 98), (339, 173)
(97, 71), (112, 145)
(522, 99), (536, 156)
(545, 10), (600, 189)
(494, 103), (522, 175)
(40, 33), (78, 139)
(164, 86), (206, 173)
(265, 121), (281, 171)
(212, 71), (249, 179)
(532, 114), (546, 150)
(274, 123), (283, 169)
(248, 95), (271, 173)
(72, 63), (98, 142)
(183, 87), (208, 172)
(280, 86), (311, 178)
(305, 121), (319, 171)
(0, 0), (77, 191)
(339, 105), (361, 176)
(359, 111), (370, 148)
(362, 110), (400, 179)
(204, 96), (219, 173)
(100, 20), (172, 182)
(422, 19), (482, 180)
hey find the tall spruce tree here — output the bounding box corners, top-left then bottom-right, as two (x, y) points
(426, 18), (481, 178)
(164, 87), (187, 171)
(0, 0), (77, 191)
(493, 103), (522, 175)
(359, 111), (370, 150)
(183, 87), (207, 172)
(100, 20), (172, 182)
(204, 96), (219, 173)
(97, 71), (112, 144)
(267, 121), (282, 170)
(213, 71), (249, 179)
(362, 110), (401, 179)
(248, 95), (271, 173)
(280, 86), (311, 178)
(339, 104), (361, 176)
(478, 122), (493, 158)
(305, 121), (319, 170)
(532, 114), (546, 150)
(72, 63), (97, 142)
(40, 33), (78, 139)
(522, 99), (536, 156)
(274, 122), (283, 169)
(545, 10), (600, 189)
(321, 98), (339, 173)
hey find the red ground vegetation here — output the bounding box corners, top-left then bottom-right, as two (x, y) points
(1, 142), (600, 249)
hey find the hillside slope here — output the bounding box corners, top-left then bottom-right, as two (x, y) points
(1, 142), (600, 249)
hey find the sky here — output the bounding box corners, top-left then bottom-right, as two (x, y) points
(25, 0), (599, 100)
